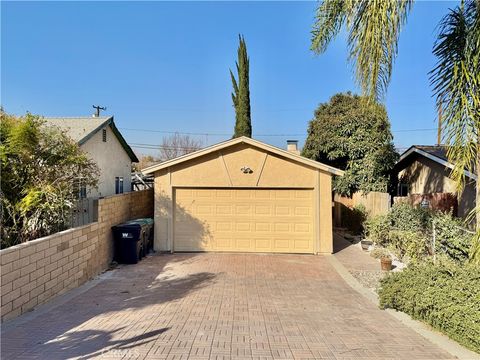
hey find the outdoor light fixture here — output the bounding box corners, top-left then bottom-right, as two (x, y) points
(420, 197), (430, 209)
(240, 166), (253, 174)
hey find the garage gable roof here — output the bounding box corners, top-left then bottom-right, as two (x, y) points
(142, 136), (344, 176)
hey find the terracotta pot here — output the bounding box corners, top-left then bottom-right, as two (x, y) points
(381, 257), (392, 271)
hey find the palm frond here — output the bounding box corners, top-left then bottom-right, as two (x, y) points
(311, 0), (350, 54)
(430, 0), (480, 263)
(430, 0), (479, 192)
(311, 0), (413, 101)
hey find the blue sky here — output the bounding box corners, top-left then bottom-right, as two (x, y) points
(2, 1), (456, 156)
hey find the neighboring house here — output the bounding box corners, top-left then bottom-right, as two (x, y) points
(44, 116), (139, 198)
(142, 137), (343, 254)
(393, 145), (476, 218)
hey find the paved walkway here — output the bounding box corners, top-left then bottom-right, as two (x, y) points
(333, 234), (380, 271)
(1, 252), (452, 360)
(332, 234), (387, 292)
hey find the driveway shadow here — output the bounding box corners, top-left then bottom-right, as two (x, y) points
(38, 327), (168, 359)
(1, 254), (216, 359)
(333, 232), (355, 253)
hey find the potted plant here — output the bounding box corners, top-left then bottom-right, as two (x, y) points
(380, 255), (392, 271)
(360, 239), (373, 250)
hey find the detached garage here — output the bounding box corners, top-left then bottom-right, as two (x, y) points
(142, 137), (343, 254)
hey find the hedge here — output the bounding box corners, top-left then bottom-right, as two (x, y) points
(379, 261), (480, 353)
(364, 203), (473, 263)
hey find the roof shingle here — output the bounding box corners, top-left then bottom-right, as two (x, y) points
(43, 116), (111, 144)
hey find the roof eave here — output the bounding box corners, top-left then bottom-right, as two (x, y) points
(142, 136), (344, 176)
(109, 119), (139, 163)
(77, 116), (113, 146)
(78, 116), (139, 163)
(397, 146), (477, 181)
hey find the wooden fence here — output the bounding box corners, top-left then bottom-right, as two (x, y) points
(70, 198), (98, 227)
(334, 191), (391, 229)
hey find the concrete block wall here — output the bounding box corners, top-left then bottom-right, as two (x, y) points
(0, 189), (154, 322)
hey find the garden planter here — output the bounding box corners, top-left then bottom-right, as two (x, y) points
(381, 257), (392, 271)
(361, 240), (373, 251)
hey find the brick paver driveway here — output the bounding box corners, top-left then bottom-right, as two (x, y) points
(1, 253), (451, 360)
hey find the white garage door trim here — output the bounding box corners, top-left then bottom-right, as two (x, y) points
(173, 187), (317, 254)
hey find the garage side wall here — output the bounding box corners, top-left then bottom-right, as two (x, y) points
(153, 145), (333, 254)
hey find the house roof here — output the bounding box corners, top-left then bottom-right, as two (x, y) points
(142, 136), (345, 176)
(43, 116), (139, 162)
(397, 145), (476, 180)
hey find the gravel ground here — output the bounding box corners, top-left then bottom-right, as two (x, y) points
(349, 269), (386, 292)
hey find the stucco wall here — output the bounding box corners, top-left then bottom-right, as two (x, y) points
(0, 189), (153, 322)
(397, 156), (475, 218)
(153, 144), (333, 254)
(81, 126), (132, 197)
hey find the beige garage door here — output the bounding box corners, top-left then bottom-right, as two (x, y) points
(174, 188), (315, 253)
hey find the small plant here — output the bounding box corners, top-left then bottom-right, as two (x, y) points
(370, 247), (390, 259)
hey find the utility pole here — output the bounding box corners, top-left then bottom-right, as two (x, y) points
(92, 105), (107, 117)
(437, 102), (442, 145)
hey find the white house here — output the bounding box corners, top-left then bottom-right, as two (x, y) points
(44, 116), (139, 198)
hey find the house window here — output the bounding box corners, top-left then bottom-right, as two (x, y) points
(397, 183), (409, 197)
(79, 185), (87, 199)
(102, 129), (107, 142)
(115, 177), (124, 194)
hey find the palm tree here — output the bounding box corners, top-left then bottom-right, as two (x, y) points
(311, 0), (479, 262)
(430, 0), (480, 262)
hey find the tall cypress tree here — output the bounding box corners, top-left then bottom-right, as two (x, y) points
(230, 35), (252, 138)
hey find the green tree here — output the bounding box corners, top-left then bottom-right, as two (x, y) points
(302, 93), (398, 196)
(311, 0), (480, 264)
(0, 111), (99, 248)
(230, 35), (252, 138)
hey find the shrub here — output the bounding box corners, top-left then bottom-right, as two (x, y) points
(387, 230), (429, 262)
(365, 203), (475, 263)
(431, 212), (472, 263)
(0, 111), (99, 247)
(379, 261), (480, 353)
(364, 214), (390, 245)
(388, 202), (430, 232)
(341, 204), (367, 235)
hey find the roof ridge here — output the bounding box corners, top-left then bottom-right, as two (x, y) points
(142, 136), (344, 176)
(43, 116), (111, 119)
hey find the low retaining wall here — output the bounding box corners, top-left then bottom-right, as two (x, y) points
(0, 189), (154, 322)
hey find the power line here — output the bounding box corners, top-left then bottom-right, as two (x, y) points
(130, 143), (201, 150)
(120, 127), (438, 137)
(393, 128), (436, 133)
(120, 128), (305, 137)
(120, 128), (228, 136)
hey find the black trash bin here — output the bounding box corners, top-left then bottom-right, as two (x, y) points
(112, 222), (143, 264)
(111, 218), (154, 264)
